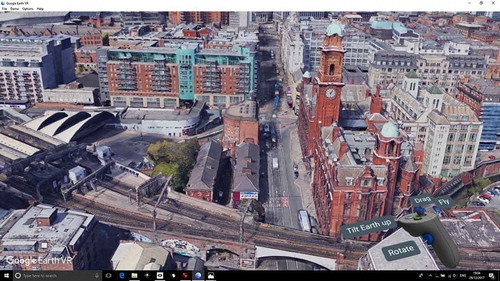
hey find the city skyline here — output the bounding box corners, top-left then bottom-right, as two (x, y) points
(0, 11), (498, 274)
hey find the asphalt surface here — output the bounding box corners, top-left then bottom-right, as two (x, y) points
(91, 130), (171, 165)
(256, 22), (314, 271)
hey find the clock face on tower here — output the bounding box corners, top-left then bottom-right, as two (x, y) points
(325, 88), (336, 99)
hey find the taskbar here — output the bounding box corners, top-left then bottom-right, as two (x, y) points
(0, 270), (498, 281)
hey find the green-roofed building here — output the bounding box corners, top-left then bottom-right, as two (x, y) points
(427, 84), (443, 95)
(380, 122), (400, 138)
(326, 23), (343, 37)
(405, 69), (418, 79)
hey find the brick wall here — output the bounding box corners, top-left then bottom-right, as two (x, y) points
(186, 190), (212, 201)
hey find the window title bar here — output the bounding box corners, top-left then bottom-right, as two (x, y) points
(0, 0), (497, 12)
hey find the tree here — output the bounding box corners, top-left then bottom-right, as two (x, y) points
(249, 199), (266, 222)
(76, 64), (84, 75)
(102, 32), (109, 46)
(147, 139), (200, 192)
(468, 177), (492, 196)
(153, 163), (182, 190)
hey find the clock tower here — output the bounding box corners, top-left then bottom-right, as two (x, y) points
(315, 23), (345, 127)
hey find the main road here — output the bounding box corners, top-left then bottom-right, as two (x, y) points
(256, 22), (314, 270)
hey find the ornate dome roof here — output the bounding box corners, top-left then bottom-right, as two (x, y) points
(380, 122), (400, 138)
(326, 23), (343, 37)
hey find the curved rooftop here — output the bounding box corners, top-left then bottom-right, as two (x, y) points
(326, 23), (343, 37)
(23, 111), (115, 143)
(380, 122), (400, 138)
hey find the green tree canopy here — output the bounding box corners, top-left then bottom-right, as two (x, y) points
(102, 32), (109, 46)
(147, 139), (200, 191)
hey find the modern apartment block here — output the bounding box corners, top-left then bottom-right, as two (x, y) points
(342, 27), (372, 68)
(455, 78), (500, 151)
(97, 43), (255, 108)
(168, 12), (229, 25)
(0, 35), (76, 103)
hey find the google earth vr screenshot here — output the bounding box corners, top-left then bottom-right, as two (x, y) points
(0, 2), (499, 281)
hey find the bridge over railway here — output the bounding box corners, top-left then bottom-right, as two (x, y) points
(70, 178), (368, 268)
(255, 246), (336, 270)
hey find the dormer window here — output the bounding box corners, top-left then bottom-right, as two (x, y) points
(346, 177), (354, 186)
(377, 177), (385, 186)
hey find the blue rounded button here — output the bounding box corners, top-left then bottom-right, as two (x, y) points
(422, 233), (434, 245)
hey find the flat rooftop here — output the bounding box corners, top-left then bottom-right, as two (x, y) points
(442, 210), (500, 249)
(366, 228), (439, 270)
(225, 100), (257, 121)
(1, 205), (94, 252)
(121, 100), (205, 121)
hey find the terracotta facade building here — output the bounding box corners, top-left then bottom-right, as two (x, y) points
(297, 23), (419, 241)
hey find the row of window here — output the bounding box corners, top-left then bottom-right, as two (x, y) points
(345, 177), (385, 187)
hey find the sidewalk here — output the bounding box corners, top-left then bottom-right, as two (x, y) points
(289, 127), (317, 220)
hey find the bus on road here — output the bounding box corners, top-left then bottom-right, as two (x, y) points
(298, 209), (311, 232)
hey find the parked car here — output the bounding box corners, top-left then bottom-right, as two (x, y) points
(471, 201), (486, 207)
(494, 186), (500, 192)
(491, 189), (500, 196)
(485, 190), (495, 196)
(293, 163), (299, 179)
(479, 194), (492, 200)
(264, 124), (270, 134)
(477, 197), (490, 205)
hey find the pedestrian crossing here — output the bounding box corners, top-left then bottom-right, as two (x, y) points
(264, 196), (290, 208)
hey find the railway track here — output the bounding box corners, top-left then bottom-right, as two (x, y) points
(7, 178), (498, 269)
(94, 179), (360, 256)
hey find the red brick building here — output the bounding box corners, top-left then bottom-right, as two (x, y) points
(297, 23), (419, 241)
(455, 80), (484, 118)
(486, 51), (500, 80)
(186, 140), (222, 201)
(470, 31), (500, 44)
(8, 25), (103, 47)
(74, 46), (98, 70)
(221, 100), (259, 155)
(169, 12), (229, 25)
